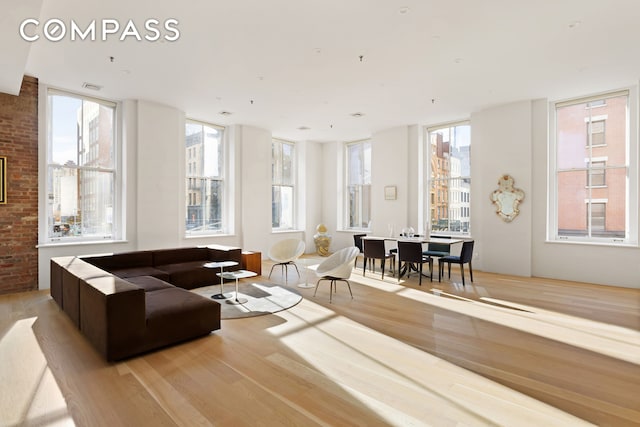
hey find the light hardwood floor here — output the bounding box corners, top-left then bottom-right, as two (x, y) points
(1, 258), (639, 426)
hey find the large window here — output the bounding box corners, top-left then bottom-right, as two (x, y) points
(425, 122), (471, 235)
(185, 120), (225, 235)
(272, 139), (295, 229)
(46, 90), (117, 242)
(346, 140), (371, 229)
(551, 90), (631, 242)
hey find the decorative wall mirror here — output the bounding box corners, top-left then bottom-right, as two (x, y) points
(490, 174), (524, 222)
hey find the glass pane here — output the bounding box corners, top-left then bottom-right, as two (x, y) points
(557, 170), (587, 237)
(598, 167), (626, 238)
(557, 94), (627, 169)
(185, 123), (202, 177)
(361, 183), (371, 225)
(272, 141), (282, 184)
(272, 185), (293, 229)
(48, 167), (114, 238)
(348, 184), (371, 228)
(48, 166), (78, 238)
(186, 178), (223, 233)
(202, 126), (222, 178)
(79, 100), (114, 168)
(186, 123), (223, 178)
(347, 144), (362, 185)
(281, 143), (294, 185)
(362, 141), (371, 185)
(428, 124), (471, 235)
(78, 169), (114, 237)
(50, 95), (81, 166)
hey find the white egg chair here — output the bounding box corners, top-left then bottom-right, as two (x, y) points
(313, 246), (360, 303)
(267, 238), (306, 282)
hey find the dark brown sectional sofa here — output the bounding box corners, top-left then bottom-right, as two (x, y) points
(50, 245), (242, 361)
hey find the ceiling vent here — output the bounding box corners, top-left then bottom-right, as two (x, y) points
(82, 82), (102, 91)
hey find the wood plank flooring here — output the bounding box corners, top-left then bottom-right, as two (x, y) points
(1, 258), (639, 426)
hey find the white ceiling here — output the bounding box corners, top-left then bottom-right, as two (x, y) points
(5, 0), (640, 141)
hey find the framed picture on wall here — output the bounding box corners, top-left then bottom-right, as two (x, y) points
(384, 185), (397, 200)
(0, 156), (6, 204)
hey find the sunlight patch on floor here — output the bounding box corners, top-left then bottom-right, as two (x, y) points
(480, 297), (640, 345)
(266, 299), (593, 426)
(0, 317), (73, 426)
(396, 287), (640, 365)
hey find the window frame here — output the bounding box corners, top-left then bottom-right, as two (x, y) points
(345, 139), (372, 231)
(548, 88), (638, 245)
(42, 88), (121, 244)
(424, 120), (472, 237)
(184, 119), (226, 237)
(271, 138), (297, 231)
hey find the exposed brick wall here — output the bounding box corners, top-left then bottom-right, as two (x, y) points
(0, 76), (39, 294)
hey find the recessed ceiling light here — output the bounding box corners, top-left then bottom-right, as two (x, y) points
(351, 112), (365, 118)
(82, 82), (102, 91)
(568, 20), (582, 29)
(297, 126), (311, 131)
(398, 7), (410, 14)
(219, 111), (233, 116)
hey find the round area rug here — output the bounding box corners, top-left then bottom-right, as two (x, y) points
(192, 281), (303, 319)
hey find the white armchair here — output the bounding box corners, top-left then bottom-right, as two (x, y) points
(268, 239), (306, 282)
(313, 246), (360, 303)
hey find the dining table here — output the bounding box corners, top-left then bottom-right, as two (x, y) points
(361, 235), (463, 281)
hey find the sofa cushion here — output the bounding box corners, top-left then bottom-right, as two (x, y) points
(110, 267), (171, 282)
(152, 247), (209, 267)
(156, 261), (217, 290)
(127, 275), (174, 292)
(84, 251), (154, 271)
(145, 288), (221, 348)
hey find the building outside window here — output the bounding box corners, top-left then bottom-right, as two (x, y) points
(425, 122), (471, 235)
(272, 139), (295, 230)
(185, 120), (225, 235)
(46, 90), (117, 242)
(346, 140), (371, 229)
(552, 91), (629, 240)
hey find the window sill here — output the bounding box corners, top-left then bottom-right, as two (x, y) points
(272, 229), (304, 234)
(185, 233), (235, 239)
(545, 239), (638, 248)
(37, 239), (129, 249)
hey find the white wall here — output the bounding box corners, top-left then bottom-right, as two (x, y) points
(301, 141), (324, 253)
(471, 101), (533, 276)
(320, 141), (346, 248)
(370, 126), (411, 237)
(136, 101), (183, 249)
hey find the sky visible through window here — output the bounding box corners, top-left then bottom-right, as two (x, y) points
(51, 95), (81, 165)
